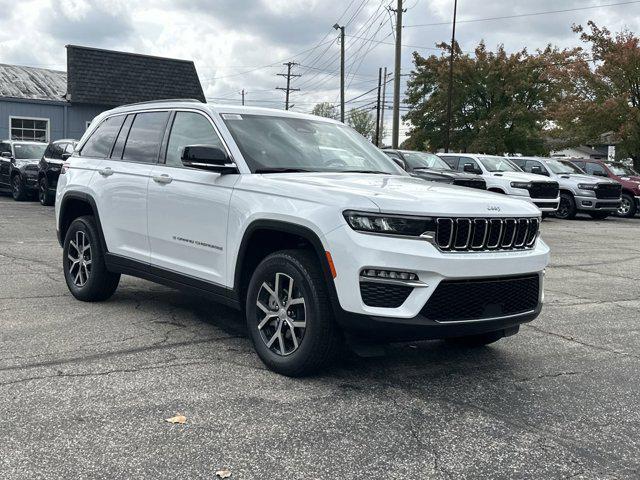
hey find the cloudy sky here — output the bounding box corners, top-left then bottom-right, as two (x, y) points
(1, 0), (639, 140)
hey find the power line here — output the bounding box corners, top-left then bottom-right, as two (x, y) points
(404, 0), (640, 28)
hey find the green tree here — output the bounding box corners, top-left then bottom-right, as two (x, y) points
(311, 102), (338, 119)
(550, 22), (640, 169)
(403, 41), (576, 155)
(347, 108), (376, 141)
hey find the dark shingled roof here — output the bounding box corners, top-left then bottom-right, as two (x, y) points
(0, 64), (67, 102)
(66, 45), (205, 106)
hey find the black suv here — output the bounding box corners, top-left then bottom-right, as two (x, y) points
(38, 139), (77, 205)
(383, 149), (486, 190)
(0, 140), (48, 201)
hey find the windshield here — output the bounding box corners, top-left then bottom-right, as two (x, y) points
(14, 143), (46, 159)
(608, 163), (638, 176)
(546, 159), (583, 174)
(401, 151), (452, 170)
(221, 113), (404, 174)
(478, 156), (520, 172)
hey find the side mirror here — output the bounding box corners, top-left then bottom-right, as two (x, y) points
(61, 152), (72, 160)
(391, 157), (407, 171)
(530, 165), (546, 175)
(1, 152), (12, 158)
(463, 163), (478, 174)
(181, 145), (236, 173)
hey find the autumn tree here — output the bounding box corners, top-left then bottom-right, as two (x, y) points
(311, 102), (338, 119)
(550, 22), (640, 169)
(347, 108), (376, 141)
(403, 41), (576, 155)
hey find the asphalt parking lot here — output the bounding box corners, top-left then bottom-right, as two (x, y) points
(1, 196), (639, 480)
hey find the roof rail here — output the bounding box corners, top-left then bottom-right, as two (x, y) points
(122, 98), (205, 107)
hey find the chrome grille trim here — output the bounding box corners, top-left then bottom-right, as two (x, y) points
(433, 217), (540, 253)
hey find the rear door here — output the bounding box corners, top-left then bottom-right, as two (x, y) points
(147, 110), (237, 286)
(91, 110), (170, 263)
(0, 142), (12, 187)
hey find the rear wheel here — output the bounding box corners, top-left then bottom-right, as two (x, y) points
(617, 193), (637, 218)
(589, 211), (610, 220)
(245, 249), (342, 376)
(11, 174), (27, 201)
(554, 192), (576, 219)
(38, 177), (55, 206)
(63, 216), (120, 302)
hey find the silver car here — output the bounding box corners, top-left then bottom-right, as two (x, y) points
(510, 157), (622, 220)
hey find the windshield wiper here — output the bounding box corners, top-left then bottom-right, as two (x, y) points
(341, 170), (390, 175)
(255, 168), (313, 174)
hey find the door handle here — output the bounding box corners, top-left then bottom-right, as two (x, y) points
(98, 167), (114, 177)
(153, 174), (173, 184)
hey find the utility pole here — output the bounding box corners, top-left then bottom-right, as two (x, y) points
(334, 24), (346, 122)
(380, 67), (388, 147)
(241, 89), (245, 106)
(391, 0), (404, 148)
(444, 0), (458, 153)
(375, 67), (382, 146)
(276, 62), (301, 110)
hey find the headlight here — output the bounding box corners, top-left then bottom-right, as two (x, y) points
(578, 184), (597, 190)
(343, 211), (436, 237)
(510, 182), (532, 189)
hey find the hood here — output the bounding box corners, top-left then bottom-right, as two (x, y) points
(15, 158), (40, 165)
(619, 175), (640, 183)
(413, 168), (479, 180)
(488, 171), (555, 183)
(556, 173), (608, 185)
(238, 173), (541, 216)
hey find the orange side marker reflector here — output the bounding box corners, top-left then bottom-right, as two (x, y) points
(325, 251), (337, 278)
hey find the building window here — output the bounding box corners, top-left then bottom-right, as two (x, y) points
(10, 117), (49, 142)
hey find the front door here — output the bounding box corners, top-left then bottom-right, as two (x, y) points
(0, 142), (12, 188)
(147, 110), (237, 287)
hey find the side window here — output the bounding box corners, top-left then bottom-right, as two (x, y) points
(122, 112), (170, 164)
(510, 158), (526, 169)
(165, 111), (224, 168)
(110, 114), (134, 160)
(49, 143), (65, 160)
(64, 143), (76, 154)
(0, 142), (11, 155)
(572, 161), (585, 170)
(586, 162), (606, 176)
(524, 160), (545, 174)
(440, 156), (459, 169)
(81, 115), (126, 158)
(459, 156), (480, 172)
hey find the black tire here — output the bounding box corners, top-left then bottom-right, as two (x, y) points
(63, 216), (120, 302)
(589, 211), (610, 220)
(445, 328), (513, 347)
(554, 192), (576, 219)
(11, 174), (27, 201)
(245, 249), (342, 377)
(38, 176), (55, 206)
(617, 193), (637, 218)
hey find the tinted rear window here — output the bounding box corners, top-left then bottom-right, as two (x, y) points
(122, 112), (169, 164)
(81, 115), (126, 158)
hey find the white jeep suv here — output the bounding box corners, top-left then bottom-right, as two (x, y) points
(55, 100), (549, 376)
(439, 153), (560, 213)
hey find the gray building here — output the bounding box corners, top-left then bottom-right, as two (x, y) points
(0, 45), (206, 143)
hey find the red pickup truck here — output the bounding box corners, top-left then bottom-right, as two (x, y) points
(569, 159), (640, 218)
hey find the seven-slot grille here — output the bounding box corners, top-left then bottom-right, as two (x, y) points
(528, 181), (559, 199)
(452, 178), (487, 190)
(435, 217), (539, 252)
(595, 183), (622, 199)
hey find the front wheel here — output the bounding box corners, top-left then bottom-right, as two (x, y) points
(245, 249), (342, 376)
(39, 177), (55, 206)
(554, 192), (576, 219)
(11, 174), (27, 201)
(589, 212), (610, 220)
(63, 216), (120, 302)
(617, 193), (637, 218)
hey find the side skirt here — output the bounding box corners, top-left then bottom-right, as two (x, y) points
(104, 253), (241, 310)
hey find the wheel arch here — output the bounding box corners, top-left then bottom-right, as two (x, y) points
(487, 187), (506, 194)
(620, 188), (636, 198)
(58, 191), (107, 252)
(233, 220), (339, 312)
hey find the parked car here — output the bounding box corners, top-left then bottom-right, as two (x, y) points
(38, 139), (78, 206)
(56, 101), (549, 376)
(509, 157), (622, 220)
(565, 159), (640, 218)
(438, 153), (560, 214)
(0, 140), (48, 201)
(382, 149), (486, 190)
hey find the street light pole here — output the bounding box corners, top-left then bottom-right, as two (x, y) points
(444, 0), (458, 153)
(334, 24), (346, 123)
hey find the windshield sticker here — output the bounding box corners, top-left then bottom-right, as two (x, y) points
(222, 114), (243, 120)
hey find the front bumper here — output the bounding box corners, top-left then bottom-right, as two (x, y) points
(324, 225), (548, 337)
(575, 195), (621, 211)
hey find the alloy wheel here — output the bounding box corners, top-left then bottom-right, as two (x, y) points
(39, 178), (46, 204)
(67, 231), (92, 287)
(11, 176), (20, 197)
(556, 197), (570, 218)
(256, 272), (306, 356)
(618, 197), (631, 216)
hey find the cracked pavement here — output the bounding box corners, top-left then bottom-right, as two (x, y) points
(1, 196), (639, 479)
